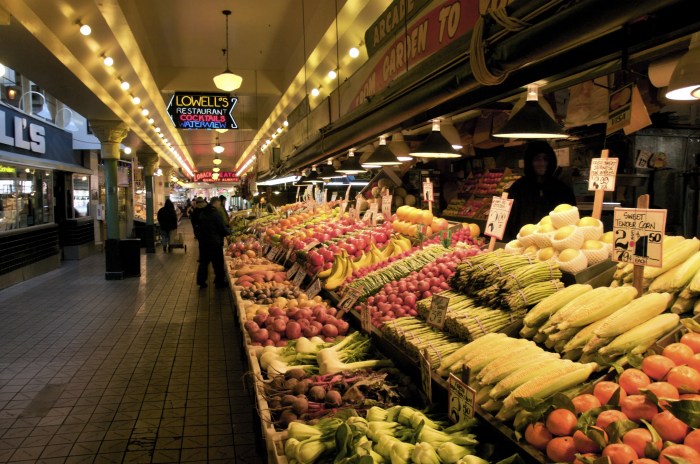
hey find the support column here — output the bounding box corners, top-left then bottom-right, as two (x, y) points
(138, 150), (159, 253)
(160, 166), (173, 206)
(90, 120), (129, 280)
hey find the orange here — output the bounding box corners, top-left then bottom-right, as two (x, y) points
(681, 332), (700, 354)
(574, 429), (603, 454)
(689, 354), (700, 372)
(546, 408), (578, 436)
(681, 393), (700, 400)
(620, 368), (652, 395)
(603, 443), (640, 464)
(620, 395), (660, 423)
(632, 460), (659, 464)
(685, 429), (700, 454)
(652, 411), (691, 443)
(623, 428), (662, 458)
(573, 394), (603, 414)
(596, 410), (630, 430)
(525, 422), (552, 451)
(663, 343), (695, 366)
(659, 444), (700, 464)
(546, 436), (578, 463)
(667, 365), (700, 394)
(645, 382), (681, 401)
(595, 381), (628, 405)
(643, 355), (677, 380)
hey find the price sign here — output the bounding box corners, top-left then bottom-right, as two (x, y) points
(382, 195), (393, 218)
(362, 209), (373, 223)
(448, 373), (476, 423)
(340, 201), (348, 216)
(613, 208), (667, 268)
(287, 262), (302, 280)
(305, 277), (322, 299)
(426, 295), (450, 330)
(420, 349), (433, 403)
(285, 247), (295, 263)
(292, 267), (307, 288)
(360, 306), (372, 333)
(295, 186), (301, 202)
(345, 184), (352, 201)
(266, 246), (279, 261)
(369, 203), (379, 225)
(338, 287), (362, 311)
(423, 181), (434, 203)
(331, 192), (338, 202)
(303, 240), (320, 252)
(589, 157), (619, 191)
(484, 197), (514, 241)
(636, 150), (653, 169)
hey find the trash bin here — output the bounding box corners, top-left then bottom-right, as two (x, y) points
(119, 239), (142, 277)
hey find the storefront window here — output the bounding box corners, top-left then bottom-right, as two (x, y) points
(0, 164), (53, 231)
(72, 174), (90, 218)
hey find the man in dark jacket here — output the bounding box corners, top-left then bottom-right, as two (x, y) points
(189, 197), (207, 239)
(196, 198), (231, 288)
(504, 141), (577, 241)
(157, 199), (178, 252)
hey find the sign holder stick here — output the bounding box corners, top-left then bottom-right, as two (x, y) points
(632, 194), (650, 298)
(592, 149), (609, 221)
(488, 192), (509, 252)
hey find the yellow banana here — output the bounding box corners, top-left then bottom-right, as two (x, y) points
(324, 256), (348, 290)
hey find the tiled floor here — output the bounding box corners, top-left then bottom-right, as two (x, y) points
(0, 224), (265, 463)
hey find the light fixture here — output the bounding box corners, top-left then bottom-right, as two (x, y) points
(213, 136), (225, 154)
(119, 80), (130, 91)
(666, 33), (700, 100)
(56, 107), (78, 132)
(277, 127), (283, 134)
(102, 55), (113, 67)
(336, 150), (365, 175)
(305, 166), (323, 184)
(154, 126), (161, 133)
(266, 139), (271, 145)
(216, 128), (228, 134)
(294, 171), (310, 186)
(131, 95), (140, 105)
(123, 147), (132, 155)
(328, 69), (337, 80)
(271, 132), (277, 140)
(213, 156), (222, 165)
(148, 117), (155, 124)
(283, 120), (289, 127)
(320, 159), (341, 179)
(0, 63), (5, 77)
(213, 10), (243, 92)
(78, 22), (91, 36)
(363, 136), (401, 166)
(493, 84), (568, 139)
(212, 167), (221, 173)
(388, 132), (413, 162)
(349, 47), (360, 58)
(412, 120), (462, 157)
(440, 117), (463, 150)
(19, 91), (52, 119)
(311, 87), (320, 97)
(212, 172), (220, 180)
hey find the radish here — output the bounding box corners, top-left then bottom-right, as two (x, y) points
(322, 324), (338, 338)
(252, 328), (269, 343)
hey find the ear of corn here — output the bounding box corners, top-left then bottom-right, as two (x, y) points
(599, 313), (680, 357)
(523, 284), (592, 328)
(556, 286), (638, 331)
(687, 264), (700, 296)
(562, 317), (608, 353)
(477, 349), (559, 386)
(464, 340), (535, 375)
(519, 324), (539, 339)
(644, 238), (700, 282)
(436, 333), (506, 377)
(649, 251), (700, 293)
(671, 296), (694, 314)
(496, 362), (597, 420)
(546, 287), (612, 328)
(489, 358), (572, 400)
(593, 292), (671, 339)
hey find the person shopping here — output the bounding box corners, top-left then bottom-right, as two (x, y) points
(505, 141), (576, 241)
(196, 197), (231, 288)
(157, 199), (178, 252)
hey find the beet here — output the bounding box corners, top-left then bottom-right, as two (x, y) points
(279, 409), (297, 427)
(292, 397), (309, 415)
(308, 385), (326, 402)
(293, 379), (313, 396)
(281, 394), (297, 406)
(285, 368), (307, 381)
(283, 378), (298, 390)
(271, 376), (285, 390)
(325, 389), (342, 407)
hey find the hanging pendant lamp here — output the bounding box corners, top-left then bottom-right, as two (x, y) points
(493, 84), (568, 139)
(388, 133), (413, 162)
(363, 136), (401, 166)
(411, 120), (461, 158)
(305, 166), (323, 184)
(337, 151), (365, 175)
(213, 10), (243, 92)
(666, 33), (700, 100)
(320, 159), (340, 179)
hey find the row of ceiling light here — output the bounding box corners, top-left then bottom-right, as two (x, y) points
(76, 19), (193, 177)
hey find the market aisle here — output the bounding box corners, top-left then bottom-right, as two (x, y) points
(0, 223), (264, 463)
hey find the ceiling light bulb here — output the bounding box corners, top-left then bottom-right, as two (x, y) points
(141, 108), (149, 116)
(154, 126), (161, 133)
(266, 139), (271, 144)
(271, 133), (277, 139)
(213, 157), (222, 165)
(213, 144), (224, 154)
(216, 128), (228, 134)
(311, 87), (320, 97)
(120, 80), (130, 91)
(328, 69), (337, 80)
(103, 56), (114, 67)
(131, 95), (140, 105)
(148, 118), (155, 124)
(277, 127), (283, 134)
(123, 147), (132, 155)
(349, 47), (360, 58)
(283, 120), (289, 127)
(212, 167), (221, 173)
(79, 23), (92, 36)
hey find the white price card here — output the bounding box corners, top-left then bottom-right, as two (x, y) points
(613, 208), (667, 268)
(636, 150), (653, 169)
(305, 277), (322, 299)
(331, 192), (338, 202)
(422, 181), (434, 202)
(382, 195), (393, 218)
(345, 184), (352, 201)
(361, 306), (372, 333)
(338, 287), (362, 312)
(448, 373), (476, 423)
(362, 209), (373, 223)
(588, 158), (619, 192)
(420, 349), (432, 403)
(426, 295), (450, 330)
(340, 201), (348, 216)
(303, 240), (320, 252)
(292, 267), (307, 287)
(484, 197), (514, 241)
(285, 247), (295, 263)
(266, 246), (279, 261)
(287, 262), (302, 280)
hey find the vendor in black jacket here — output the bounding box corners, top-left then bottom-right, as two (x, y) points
(196, 197), (231, 289)
(504, 141), (576, 241)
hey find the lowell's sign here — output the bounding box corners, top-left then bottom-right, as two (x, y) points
(0, 106), (46, 154)
(166, 92), (238, 130)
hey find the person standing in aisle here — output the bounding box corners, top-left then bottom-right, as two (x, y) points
(196, 197), (231, 288)
(504, 141), (577, 241)
(157, 199), (178, 252)
(217, 195), (229, 226)
(190, 197), (206, 240)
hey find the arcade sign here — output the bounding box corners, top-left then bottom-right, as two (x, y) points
(166, 92), (238, 130)
(193, 171), (240, 183)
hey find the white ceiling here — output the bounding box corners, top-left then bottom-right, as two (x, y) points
(0, 0), (389, 177)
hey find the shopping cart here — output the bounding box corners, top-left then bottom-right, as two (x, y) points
(168, 231), (187, 252)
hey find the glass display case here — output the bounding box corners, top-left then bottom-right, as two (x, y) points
(0, 164), (53, 231)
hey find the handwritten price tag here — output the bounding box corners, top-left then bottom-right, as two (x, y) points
(423, 181), (434, 203)
(287, 262), (302, 280)
(448, 373), (476, 423)
(485, 197), (514, 241)
(266, 246), (279, 261)
(426, 295), (450, 330)
(305, 277), (322, 299)
(362, 209), (373, 224)
(338, 287), (361, 311)
(420, 349), (433, 403)
(589, 157), (619, 191)
(292, 267), (307, 288)
(285, 247), (295, 263)
(613, 208), (667, 268)
(361, 306), (372, 333)
(331, 192), (338, 202)
(303, 240), (320, 251)
(382, 195), (392, 218)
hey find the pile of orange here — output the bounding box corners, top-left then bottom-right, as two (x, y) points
(524, 332), (700, 464)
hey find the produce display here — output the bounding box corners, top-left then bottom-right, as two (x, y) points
(444, 197), (492, 220)
(392, 206), (449, 237)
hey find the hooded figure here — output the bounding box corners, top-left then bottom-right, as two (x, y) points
(504, 141), (576, 241)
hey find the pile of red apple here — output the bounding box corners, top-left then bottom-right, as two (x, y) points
(226, 236), (262, 257)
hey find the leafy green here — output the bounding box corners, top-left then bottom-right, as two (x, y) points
(493, 454), (527, 464)
(604, 419), (638, 443)
(585, 426), (608, 450)
(627, 353), (644, 370)
(667, 400), (700, 428)
(664, 456), (693, 464)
